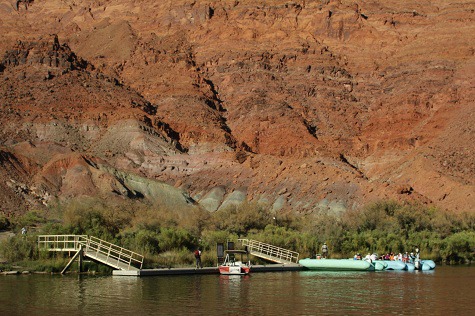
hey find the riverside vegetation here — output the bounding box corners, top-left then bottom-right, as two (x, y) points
(1, 200), (474, 273)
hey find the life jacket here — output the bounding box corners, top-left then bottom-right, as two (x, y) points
(194, 250), (200, 258)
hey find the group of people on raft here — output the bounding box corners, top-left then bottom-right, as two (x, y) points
(353, 247), (421, 263)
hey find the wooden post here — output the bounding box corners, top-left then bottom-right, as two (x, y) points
(61, 245), (84, 275)
(78, 245), (83, 273)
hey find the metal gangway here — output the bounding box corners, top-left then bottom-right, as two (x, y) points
(38, 235), (144, 273)
(238, 239), (299, 264)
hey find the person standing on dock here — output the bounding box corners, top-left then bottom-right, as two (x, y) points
(194, 249), (202, 269)
(321, 243), (328, 258)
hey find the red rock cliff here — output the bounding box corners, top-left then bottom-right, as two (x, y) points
(0, 0), (473, 215)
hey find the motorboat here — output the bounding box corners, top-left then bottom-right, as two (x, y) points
(219, 250), (251, 275)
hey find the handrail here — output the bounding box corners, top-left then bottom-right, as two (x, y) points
(37, 235), (143, 270)
(38, 235), (87, 251)
(84, 236), (144, 270)
(238, 239), (299, 263)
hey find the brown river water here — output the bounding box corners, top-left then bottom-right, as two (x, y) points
(1, 265), (474, 315)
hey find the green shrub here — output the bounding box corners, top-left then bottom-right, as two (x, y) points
(0, 235), (38, 262)
(16, 210), (47, 228)
(158, 227), (196, 252)
(209, 202), (273, 235)
(323, 201), (475, 261)
(23, 257), (69, 273)
(61, 197), (134, 239)
(440, 231), (475, 263)
(152, 248), (195, 268)
(248, 225), (318, 258)
(119, 229), (160, 256)
(200, 229), (238, 251)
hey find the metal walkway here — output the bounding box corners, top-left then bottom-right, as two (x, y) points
(37, 235), (144, 271)
(238, 239), (299, 264)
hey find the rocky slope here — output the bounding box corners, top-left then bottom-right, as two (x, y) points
(0, 0), (473, 217)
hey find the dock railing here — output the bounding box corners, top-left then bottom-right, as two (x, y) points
(238, 239), (299, 264)
(37, 235), (144, 270)
(37, 235), (87, 251)
(84, 236), (144, 270)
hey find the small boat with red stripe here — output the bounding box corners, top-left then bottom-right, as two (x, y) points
(219, 250), (251, 275)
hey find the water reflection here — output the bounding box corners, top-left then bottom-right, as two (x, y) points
(0, 266), (474, 315)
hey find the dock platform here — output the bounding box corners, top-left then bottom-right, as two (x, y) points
(113, 263), (305, 276)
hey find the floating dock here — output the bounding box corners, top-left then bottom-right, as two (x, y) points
(113, 263), (304, 276)
(37, 235), (305, 277)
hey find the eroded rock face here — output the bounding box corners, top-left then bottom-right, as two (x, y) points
(0, 0), (474, 216)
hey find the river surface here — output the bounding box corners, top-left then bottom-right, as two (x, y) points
(1, 265), (474, 315)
